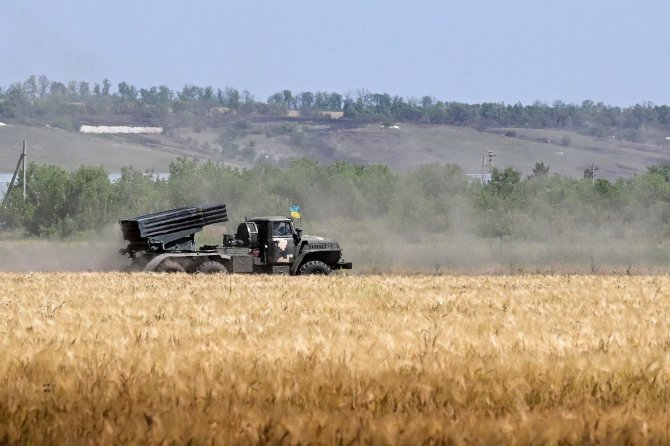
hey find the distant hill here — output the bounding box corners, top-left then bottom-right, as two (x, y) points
(1, 118), (668, 179)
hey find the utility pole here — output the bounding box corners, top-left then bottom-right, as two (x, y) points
(1, 142), (27, 209)
(22, 139), (26, 200)
(591, 163), (598, 184)
(487, 150), (496, 174)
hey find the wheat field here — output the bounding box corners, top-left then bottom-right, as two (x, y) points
(1, 273), (670, 444)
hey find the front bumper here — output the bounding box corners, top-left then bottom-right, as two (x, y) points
(333, 261), (353, 270)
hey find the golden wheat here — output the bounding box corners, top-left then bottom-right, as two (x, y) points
(1, 273), (670, 444)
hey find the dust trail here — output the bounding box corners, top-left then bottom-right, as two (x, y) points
(312, 200), (670, 275)
(4, 179), (670, 274)
(3, 225), (668, 274)
(0, 225), (126, 272)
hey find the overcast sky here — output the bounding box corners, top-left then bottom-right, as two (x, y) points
(1, 0), (668, 106)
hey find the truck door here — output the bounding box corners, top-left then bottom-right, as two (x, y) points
(269, 221), (295, 265)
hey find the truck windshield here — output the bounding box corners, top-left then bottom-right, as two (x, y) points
(272, 221), (292, 237)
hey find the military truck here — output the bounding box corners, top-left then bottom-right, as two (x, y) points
(119, 203), (352, 275)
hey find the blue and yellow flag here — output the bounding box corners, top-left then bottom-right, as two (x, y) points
(290, 205), (301, 219)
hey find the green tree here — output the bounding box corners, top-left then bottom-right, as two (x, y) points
(37, 74), (49, 99)
(647, 163), (670, 181)
(491, 167), (522, 196)
(78, 81), (90, 98)
(102, 78), (111, 96)
(158, 85), (172, 103)
(328, 92), (342, 110)
(67, 81), (78, 98)
(16, 164), (69, 235)
(475, 167), (524, 237)
(300, 91), (314, 110)
(117, 81), (138, 101)
(61, 166), (115, 233)
(219, 87), (240, 109)
(114, 167), (169, 216)
(22, 75), (37, 98)
(530, 162), (550, 178)
(282, 90), (294, 109)
(49, 82), (68, 97)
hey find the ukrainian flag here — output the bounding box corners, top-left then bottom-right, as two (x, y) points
(290, 205), (301, 219)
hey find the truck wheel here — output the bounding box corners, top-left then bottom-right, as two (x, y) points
(196, 261), (228, 274)
(298, 260), (331, 275)
(155, 259), (186, 273)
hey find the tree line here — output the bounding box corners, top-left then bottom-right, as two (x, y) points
(1, 75), (669, 144)
(3, 158), (670, 244)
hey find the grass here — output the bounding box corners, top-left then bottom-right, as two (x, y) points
(2, 120), (668, 179)
(2, 273), (670, 444)
(0, 124), (181, 172)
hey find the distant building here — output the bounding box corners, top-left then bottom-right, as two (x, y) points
(80, 126), (163, 134)
(466, 173), (491, 184)
(0, 173), (12, 198)
(318, 111), (344, 119)
(208, 107), (232, 116)
(286, 110), (343, 119)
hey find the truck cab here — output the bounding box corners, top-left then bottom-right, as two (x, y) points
(229, 216), (351, 275)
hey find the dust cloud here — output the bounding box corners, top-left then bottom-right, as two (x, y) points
(0, 225), (127, 272)
(2, 180), (670, 275)
(317, 198), (670, 275)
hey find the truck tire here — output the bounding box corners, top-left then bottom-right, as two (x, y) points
(298, 260), (331, 275)
(155, 259), (186, 273)
(196, 261), (228, 274)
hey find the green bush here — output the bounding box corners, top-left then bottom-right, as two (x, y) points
(4, 158), (670, 245)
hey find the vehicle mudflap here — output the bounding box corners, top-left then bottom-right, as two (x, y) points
(332, 261), (353, 270)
